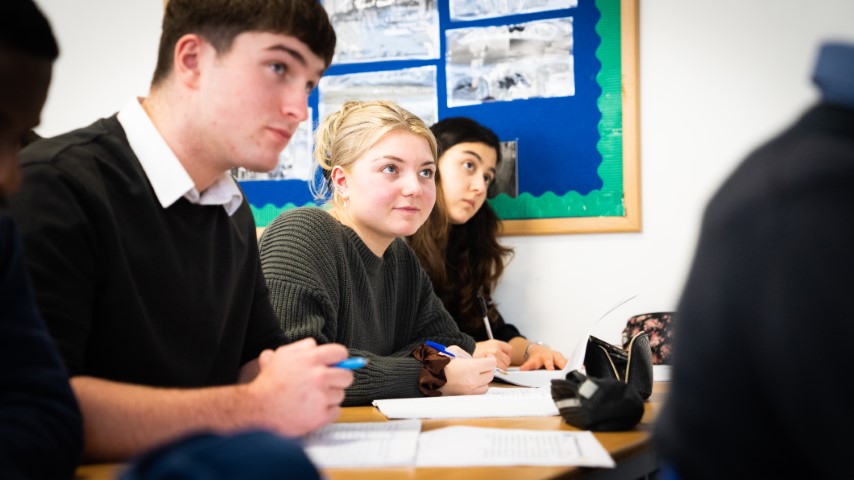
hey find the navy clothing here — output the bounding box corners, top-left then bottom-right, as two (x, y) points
(0, 214), (83, 480)
(655, 42), (854, 479)
(120, 430), (320, 480)
(7, 116), (286, 387)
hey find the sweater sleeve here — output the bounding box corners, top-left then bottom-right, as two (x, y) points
(265, 274), (428, 406)
(259, 208), (346, 344)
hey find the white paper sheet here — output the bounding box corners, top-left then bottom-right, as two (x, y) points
(372, 387), (558, 419)
(415, 426), (615, 468)
(493, 366), (570, 388)
(483, 386), (552, 397)
(301, 420), (421, 468)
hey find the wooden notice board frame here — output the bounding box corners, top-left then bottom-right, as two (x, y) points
(499, 0), (640, 235)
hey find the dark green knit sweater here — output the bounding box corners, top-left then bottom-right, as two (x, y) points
(259, 207), (475, 406)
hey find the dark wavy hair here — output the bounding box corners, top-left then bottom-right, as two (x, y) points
(408, 117), (514, 334)
(151, 0), (336, 86)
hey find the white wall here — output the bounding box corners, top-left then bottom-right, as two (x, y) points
(37, 0), (162, 135)
(34, 0), (854, 355)
(498, 0), (854, 354)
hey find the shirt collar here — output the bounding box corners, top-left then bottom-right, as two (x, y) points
(117, 97), (243, 216)
(812, 42), (854, 109)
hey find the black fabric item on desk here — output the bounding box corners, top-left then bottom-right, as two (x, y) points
(584, 331), (654, 400)
(551, 371), (644, 431)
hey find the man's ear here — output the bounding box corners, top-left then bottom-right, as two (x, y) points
(172, 34), (206, 89)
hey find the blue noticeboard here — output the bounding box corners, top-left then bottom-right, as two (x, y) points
(241, 0), (640, 235)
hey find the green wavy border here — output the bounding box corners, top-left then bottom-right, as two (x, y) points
(251, 202), (315, 228)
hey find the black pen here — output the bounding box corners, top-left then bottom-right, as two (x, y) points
(477, 294), (494, 340)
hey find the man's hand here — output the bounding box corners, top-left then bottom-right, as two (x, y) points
(246, 338), (353, 436)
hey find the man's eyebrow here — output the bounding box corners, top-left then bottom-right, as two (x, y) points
(266, 44), (326, 77)
(267, 44), (306, 65)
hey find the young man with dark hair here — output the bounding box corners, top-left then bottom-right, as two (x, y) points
(7, 0), (353, 462)
(0, 0), (83, 477)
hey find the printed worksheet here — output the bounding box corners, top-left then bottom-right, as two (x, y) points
(493, 367), (570, 388)
(416, 427), (615, 468)
(372, 387), (558, 419)
(301, 420), (421, 468)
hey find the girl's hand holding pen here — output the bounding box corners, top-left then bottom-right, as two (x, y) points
(439, 354), (495, 395)
(423, 341), (493, 394)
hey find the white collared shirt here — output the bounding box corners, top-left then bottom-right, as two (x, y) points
(117, 97), (243, 216)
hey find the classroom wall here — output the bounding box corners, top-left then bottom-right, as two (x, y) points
(35, 0), (854, 356)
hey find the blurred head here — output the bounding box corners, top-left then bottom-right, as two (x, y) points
(312, 100), (438, 254)
(151, 0), (336, 87)
(0, 0), (58, 201)
(430, 117), (501, 224)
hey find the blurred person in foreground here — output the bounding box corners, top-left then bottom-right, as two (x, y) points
(0, 0), (83, 478)
(655, 41), (854, 479)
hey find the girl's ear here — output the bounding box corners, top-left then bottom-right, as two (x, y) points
(330, 165), (348, 193)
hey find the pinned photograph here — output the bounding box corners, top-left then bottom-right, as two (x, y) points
(446, 17), (574, 107)
(324, 0), (439, 64)
(319, 66), (438, 126)
(450, 0), (577, 22)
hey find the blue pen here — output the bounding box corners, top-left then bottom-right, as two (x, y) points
(425, 340), (456, 357)
(334, 357), (368, 369)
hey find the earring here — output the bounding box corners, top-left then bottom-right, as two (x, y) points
(336, 188), (348, 209)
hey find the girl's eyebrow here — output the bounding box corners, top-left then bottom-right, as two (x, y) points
(370, 155), (436, 167)
(460, 150), (496, 174)
(461, 150), (483, 163)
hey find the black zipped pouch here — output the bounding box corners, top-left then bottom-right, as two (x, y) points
(583, 331), (653, 400)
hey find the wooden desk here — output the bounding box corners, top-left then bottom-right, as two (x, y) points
(76, 383), (667, 480)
